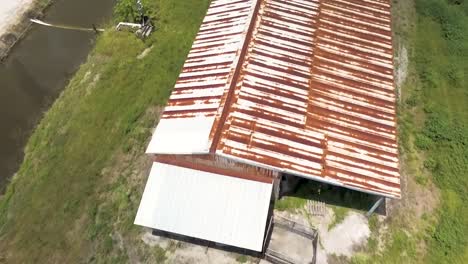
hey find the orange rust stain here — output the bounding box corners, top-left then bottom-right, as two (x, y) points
(151, 0), (401, 198)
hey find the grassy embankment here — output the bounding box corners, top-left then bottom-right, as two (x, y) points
(352, 0), (468, 263)
(0, 0), (467, 263)
(0, 0), (209, 262)
(275, 0), (468, 263)
(406, 0), (467, 262)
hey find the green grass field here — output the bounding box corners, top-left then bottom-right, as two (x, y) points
(412, 0), (468, 262)
(353, 0), (468, 263)
(0, 0), (466, 263)
(0, 0), (209, 262)
(274, 0), (467, 263)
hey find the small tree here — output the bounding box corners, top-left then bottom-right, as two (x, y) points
(114, 0), (156, 23)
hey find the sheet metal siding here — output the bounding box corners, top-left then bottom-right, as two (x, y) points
(135, 162), (273, 252)
(216, 0), (325, 178)
(307, 0), (400, 197)
(155, 154), (278, 183)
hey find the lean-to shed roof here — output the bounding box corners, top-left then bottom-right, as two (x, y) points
(147, 0), (401, 198)
(135, 162), (273, 251)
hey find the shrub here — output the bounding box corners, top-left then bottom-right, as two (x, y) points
(423, 157), (438, 171)
(414, 134), (432, 150)
(114, 0), (158, 22)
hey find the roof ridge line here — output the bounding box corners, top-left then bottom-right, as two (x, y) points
(209, 0), (264, 153)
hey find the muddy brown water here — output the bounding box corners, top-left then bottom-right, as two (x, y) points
(0, 0), (116, 193)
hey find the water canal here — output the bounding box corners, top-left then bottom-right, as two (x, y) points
(0, 0), (116, 192)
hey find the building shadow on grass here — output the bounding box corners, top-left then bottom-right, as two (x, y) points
(278, 176), (387, 216)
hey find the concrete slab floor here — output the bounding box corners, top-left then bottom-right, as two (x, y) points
(273, 206), (371, 264)
(268, 226), (315, 264)
(140, 205), (371, 264)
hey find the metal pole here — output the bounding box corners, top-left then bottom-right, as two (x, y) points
(366, 197), (384, 217)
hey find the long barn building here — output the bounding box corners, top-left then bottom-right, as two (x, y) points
(135, 0), (400, 252)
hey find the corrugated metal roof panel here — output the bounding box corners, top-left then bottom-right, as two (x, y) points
(211, 0), (399, 198)
(134, 162), (273, 252)
(146, 0), (401, 198)
(147, 0), (258, 154)
(154, 154), (277, 183)
(146, 116), (215, 154)
(307, 0), (400, 198)
(214, 0), (324, 180)
(164, 0), (256, 120)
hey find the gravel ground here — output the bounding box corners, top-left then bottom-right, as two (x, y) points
(321, 212), (370, 257)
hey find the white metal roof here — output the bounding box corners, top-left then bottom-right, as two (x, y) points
(146, 117), (215, 154)
(134, 162), (273, 252)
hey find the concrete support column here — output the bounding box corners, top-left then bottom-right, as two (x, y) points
(272, 175), (281, 201)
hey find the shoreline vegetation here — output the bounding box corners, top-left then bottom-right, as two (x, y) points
(0, 0), (466, 263)
(352, 0), (467, 262)
(0, 0), (53, 61)
(0, 0), (211, 262)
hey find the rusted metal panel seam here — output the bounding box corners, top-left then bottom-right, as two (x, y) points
(209, 0), (264, 152)
(155, 154), (274, 184)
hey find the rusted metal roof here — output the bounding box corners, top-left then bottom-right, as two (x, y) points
(155, 154), (278, 184)
(147, 0), (400, 198)
(307, 0), (400, 197)
(163, 0), (254, 119)
(147, 0), (259, 154)
(214, 0), (325, 179)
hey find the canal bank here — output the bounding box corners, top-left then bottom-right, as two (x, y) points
(0, 0), (52, 60)
(0, 0), (115, 192)
(0, 1), (211, 261)
(0, 0), (36, 39)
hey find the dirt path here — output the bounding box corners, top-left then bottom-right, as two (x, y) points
(320, 212), (370, 257)
(395, 44), (408, 101)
